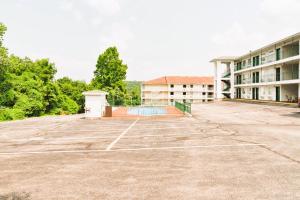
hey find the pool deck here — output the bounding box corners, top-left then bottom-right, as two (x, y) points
(112, 106), (184, 117)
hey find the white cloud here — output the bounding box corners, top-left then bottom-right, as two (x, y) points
(211, 22), (265, 50)
(59, 0), (83, 21)
(258, 0), (300, 35)
(59, 0), (122, 26)
(16, 0), (26, 7)
(98, 23), (134, 52)
(211, 0), (300, 55)
(86, 0), (121, 16)
(260, 0), (300, 17)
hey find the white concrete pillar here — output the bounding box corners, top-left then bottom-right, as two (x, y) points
(298, 83), (300, 107)
(230, 61), (235, 99)
(214, 61), (223, 100)
(298, 56), (300, 106)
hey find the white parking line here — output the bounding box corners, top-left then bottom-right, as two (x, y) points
(0, 132), (206, 143)
(105, 118), (139, 151)
(113, 143), (266, 151)
(0, 143), (266, 156)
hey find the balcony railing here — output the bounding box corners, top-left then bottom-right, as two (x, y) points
(261, 74), (275, 83)
(261, 72), (299, 82)
(222, 71), (231, 78)
(281, 71), (299, 81)
(242, 79), (252, 84)
(234, 44), (299, 72)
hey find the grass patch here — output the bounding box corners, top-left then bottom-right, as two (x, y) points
(0, 192), (31, 200)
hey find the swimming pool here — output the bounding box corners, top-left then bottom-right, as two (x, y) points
(127, 107), (167, 116)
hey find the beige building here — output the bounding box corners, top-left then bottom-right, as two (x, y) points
(211, 32), (300, 105)
(142, 76), (214, 105)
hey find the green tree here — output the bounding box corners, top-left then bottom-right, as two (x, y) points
(92, 47), (128, 105)
(125, 81), (141, 105)
(56, 77), (90, 112)
(0, 23), (8, 83)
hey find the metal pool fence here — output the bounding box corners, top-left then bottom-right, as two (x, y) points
(175, 101), (191, 114)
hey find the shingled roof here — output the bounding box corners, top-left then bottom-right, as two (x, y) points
(143, 76), (214, 85)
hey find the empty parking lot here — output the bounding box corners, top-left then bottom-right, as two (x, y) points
(0, 101), (299, 199)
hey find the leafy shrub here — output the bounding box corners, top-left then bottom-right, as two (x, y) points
(61, 95), (79, 114)
(0, 192), (31, 200)
(0, 108), (25, 121)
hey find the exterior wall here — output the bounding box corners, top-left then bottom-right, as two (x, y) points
(143, 99), (168, 105)
(281, 84), (298, 102)
(260, 86), (276, 101)
(141, 83), (214, 105)
(231, 36), (300, 103)
(84, 95), (107, 118)
(142, 85), (168, 92)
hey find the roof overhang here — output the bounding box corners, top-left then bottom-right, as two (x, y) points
(210, 56), (237, 63)
(82, 90), (108, 96)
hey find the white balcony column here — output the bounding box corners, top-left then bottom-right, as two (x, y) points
(298, 56), (300, 106)
(229, 61), (235, 99)
(214, 61), (223, 100)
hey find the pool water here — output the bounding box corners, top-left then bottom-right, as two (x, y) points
(127, 107), (167, 116)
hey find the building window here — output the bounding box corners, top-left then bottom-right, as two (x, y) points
(183, 92), (186, 95)
(170, 92), (174, 95)
(170, 99), (174, 102)
(252, 72), (260, 83)
(183, 85), (187, 88)
(202, 92), (206, 95)
(242, 60), (246, 67)
(236, 75), (242, 85)
(190, 85), (193, 88)
(253, 55), (260, 66)
(170, 84), (174, 88)
(236, 62), (242, 70)
(183, 99), (186, 103)
(276, 48), (281, 61)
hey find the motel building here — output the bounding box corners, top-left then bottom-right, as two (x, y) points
(211, 32), (300, 105)
(141, 76), (214, 106)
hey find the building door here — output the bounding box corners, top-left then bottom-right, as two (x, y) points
(276, 48), (281, 61)
(236, 88), (241, 99)
(275, 87), (280, 102)
(255, 88), (259, 100)
(252, 88), (255, 100)
(252, 88), (259, 100)
(255, 72), (259, 83)
(276, 68), (281, 81)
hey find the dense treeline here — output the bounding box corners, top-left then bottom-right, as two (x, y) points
(0, 23), (141, 121)
(0, 23), (89, 121)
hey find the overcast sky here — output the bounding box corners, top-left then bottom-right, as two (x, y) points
(0, 0), (299, 82)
